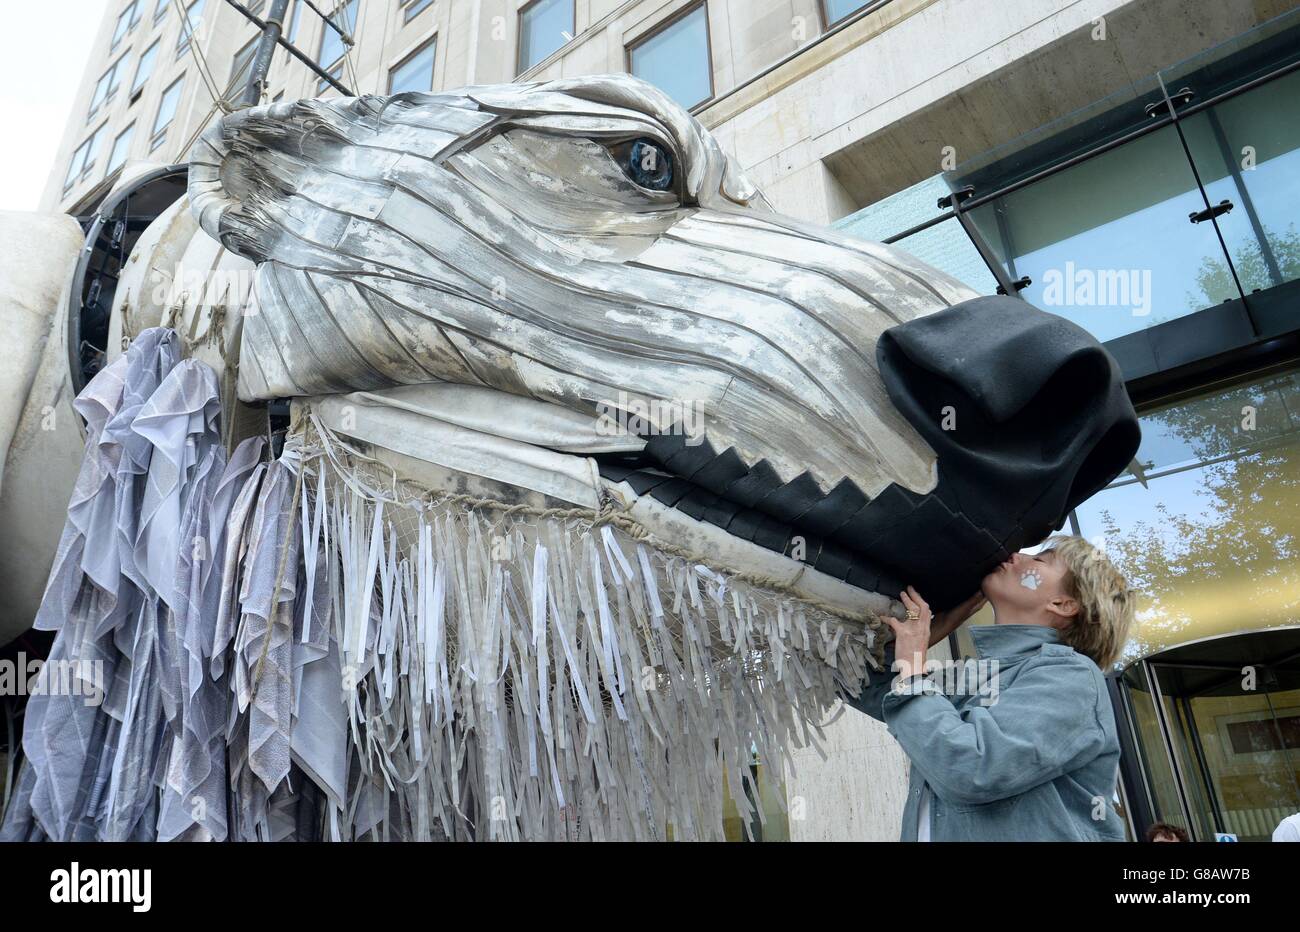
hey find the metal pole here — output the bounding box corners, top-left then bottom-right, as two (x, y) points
(301, 0), (353, 44)
(221, 0), (353, 96)
(241, 0), (291, 107)
(947, 188), (1022, 298)
(1144, 660), (1197, 836)
(883, 50), (1300, 249)
(1207, 108), (1283, 287)
(1179, 693), (1226, 835)
(1109, 676), (1157, 836)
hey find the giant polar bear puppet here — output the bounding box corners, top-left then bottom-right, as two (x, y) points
(0, 75), (1139, 841)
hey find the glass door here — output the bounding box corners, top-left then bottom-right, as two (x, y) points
(1144, 649), (1300, 841)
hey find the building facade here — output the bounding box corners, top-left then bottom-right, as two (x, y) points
(37, 0), (1300, 840)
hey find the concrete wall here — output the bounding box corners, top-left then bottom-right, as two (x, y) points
(785, 707), (914, 841)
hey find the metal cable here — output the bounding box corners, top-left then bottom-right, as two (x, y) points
(303, 0), (355, 45)
(172, 0), (232, 113)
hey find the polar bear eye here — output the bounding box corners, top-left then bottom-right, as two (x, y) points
(611, 138), (674, 192)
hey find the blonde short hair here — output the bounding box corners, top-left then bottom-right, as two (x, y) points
(1041, 535), (1135, 668)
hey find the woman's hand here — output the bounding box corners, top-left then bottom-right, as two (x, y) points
(885, 586), (933, 681)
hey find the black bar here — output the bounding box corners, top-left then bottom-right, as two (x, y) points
(1206, 108), (1282, 285)
(301, 0), (352, 43)
(880, 210), (955, 245)
(242, 0), (291, 107)
(879, 27), (1300, 249)
(947, 183), (1020, 298)
(220, 0), (353, 95)
(958, 53), (1300, 217)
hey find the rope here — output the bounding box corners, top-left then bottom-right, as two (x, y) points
(303, 0), (354, 44)
(174, 98), (222, 159)
(172, 0), (232, 114)
(303, 0), (360, 95)
(299, 411), (885, 629)
(163, 0), (244, 161)
(340, 14), (361, 95)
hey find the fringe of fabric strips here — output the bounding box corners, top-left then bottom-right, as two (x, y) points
(1, 328), (882, 842)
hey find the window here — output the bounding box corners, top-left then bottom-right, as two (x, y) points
(834, 175), (1001, 295)
(132, 40), (159, 96)
(275, 0), (302, 68)
(89, 55), (128, 118)
(517, 0), (572, 73)
(318, 61), (344, 94)
(318, 0), (357, 68)
(1093, 366), (1300, 840)
(1075, 368), (1300, 660)
(177, 0), (205, 54)
(153, 0), (169, 23)
(152, 77), (183, 149)
(107, 123), (136, 175)
(111, 1), (141, 51)
(317, 0), (358, 92)
(402, 0), (433, 23)
(229, 38), (258, 95)
(64, 124), (107, 190)
(248, 0), (265, 14)
(821, 0), (882, 25)
(286, 0), (302, 42)
(963, 121), (1259, 344)
(388, 37), (436, 94)
(628, 4), (712, 110)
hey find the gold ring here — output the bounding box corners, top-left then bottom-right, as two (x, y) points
(906, 610), (919, 621)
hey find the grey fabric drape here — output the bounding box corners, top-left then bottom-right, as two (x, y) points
(1, 330), (249, 841)
(3, 327), (872, 842)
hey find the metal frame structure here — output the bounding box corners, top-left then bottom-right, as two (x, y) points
(1111, 627), (1300, 841)
(877, 34), (1300, 413)
(221, 0), (354, 99)
(1106, 675), (1155, 837)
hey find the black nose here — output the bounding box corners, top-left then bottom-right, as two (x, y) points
(864, 295), (1140, 609)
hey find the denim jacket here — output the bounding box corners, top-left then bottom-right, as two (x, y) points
(844, 624), (1125, 842)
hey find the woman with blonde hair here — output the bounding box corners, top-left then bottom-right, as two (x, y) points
(847, 535), (1136, 842)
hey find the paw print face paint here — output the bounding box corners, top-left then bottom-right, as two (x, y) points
(1020, 569), (1042, 591)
